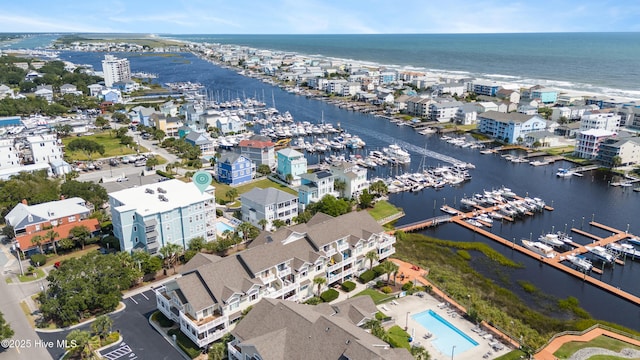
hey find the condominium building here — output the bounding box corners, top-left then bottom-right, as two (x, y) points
(478, 111), (547, 144)
(597, 136), (640, 167)
(154, 211), (396, 348)
(26, 134), (63, 164)
(101, 55), (131, 88)
(579, 112), (621, 132)
(575, 128), (616, 160)
(109, 179), (216, 254)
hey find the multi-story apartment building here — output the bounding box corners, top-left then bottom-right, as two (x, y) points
(298, 170), (337, 208)
(524, 86), (558, 104)
(240, 187), (298, 230)
(405, 96), (433, 118)
(471, 81), (501, 96)
(101, 55), (131, 88)
(579, 111), (621, 132)
(26, 134), (63, 164)
(478, 111), (547, 144)
(330, 162), (369, 200)
(239, 138), (276, 169)
(597, 136), (640, 167)
(575, 129), (616, 159)
(0, 138), (21, 169)
(429, 100), (463, 123)
(154, 211), (397, 348)
(109, 179), (216, 254)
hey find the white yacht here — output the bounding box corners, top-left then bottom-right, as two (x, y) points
(585, 246), (615, 263)
(522, 240), (557, 258)
(566, 254), (593, 272)
(383, 144), (411, 165)
(538, 233), (565, 247)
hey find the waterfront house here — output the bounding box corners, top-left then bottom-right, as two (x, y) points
(154, 211), (397, 348)
(455, 104), (479, 125)
(433, 81), (466, 96)
(216, 154), (254, 185)
(524, 131), (565, 148)
(184, 130), (215, 155)
(579, 111), (621, 132)
(476, 101), (499, 113)
(240, 187), (298, 230)
(429, 100), (463, 123)
(405, 96), (434, 118)
(575, 128), (616, 159)
(596, 136), (640, 167)
(585, 96), (625, 109)
(276, 148), (307, 185)
(496, 88), (521, 104)
(239, 137), (276, 170)
(478, 111), (547, 144)
(160, 101), (179, 117)
(330, 162), (369, 200)
(298, 170), (337, 208)
(551, 105), (599, 122)
(112, 80), (138, 93)
(109, 179), (216, 254)
(5, 197), (97, 255)
(227, 298), (412, 360)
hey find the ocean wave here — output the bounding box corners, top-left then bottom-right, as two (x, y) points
(483, 74), (521, 80)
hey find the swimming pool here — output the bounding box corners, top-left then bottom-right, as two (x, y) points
(216, 221), (235, 233)
(412, 309), (479, 356)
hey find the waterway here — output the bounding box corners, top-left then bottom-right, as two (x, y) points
(57, 51), (640, 330)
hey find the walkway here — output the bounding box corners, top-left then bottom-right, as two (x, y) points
(534, 326), (640, 360)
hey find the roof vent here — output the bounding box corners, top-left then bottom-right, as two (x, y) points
(158, 195), (169, 202)
(157, 187), (167, 194)
(145, 188), (155, 194)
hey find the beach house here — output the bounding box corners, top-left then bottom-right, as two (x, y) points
(240, 187), (298, 230)
(216, 154), (254, 185)
(276, 148), (307, 185)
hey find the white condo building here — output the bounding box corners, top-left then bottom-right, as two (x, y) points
(26, 134), (63, 164)
(575, 128), (616, 160)
(101, 55), (131, 88)
(154, 211), (396, 348)
(108, 179), (216, 254)
(579, 112), (621, 132)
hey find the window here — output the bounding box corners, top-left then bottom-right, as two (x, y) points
(316, 264), (322, 272)
(133, 226), (137, 232)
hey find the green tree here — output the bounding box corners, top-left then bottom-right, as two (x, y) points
(115, 127), (128, 138)
(31, 234), (45, 254)
(365, 250), (379, 271)
(45, 229), (60, 255)
(359, 189), (374, 209)
(61, 180), (108, 208)
(333, 179), (346, 197)
(0, 311), (14, 342)
(152, 129), (165, 142)
(410, 345), (431, 360)
(313, 276), (327, 297)
(111, 112), (128, 123)
(611, 155), (622, 168)
(69, 225), (91, 249)
(272, 219), (286, 229)
(94, 116), (109, 129)
(258, 218), (268, 230)
(66, 138), (105, 160)
(285, 173), (293, 184)
(66, 329), (91, 359)
(159, 243), (183, 274)
(381, 260), (399, 285)
(225, 188), (238, 202)
(188, 236), (206, 252)
(208, 342), (226, 360)
(91, 315), (113, 339)
(2, 225), (15, 239)
(236, 222), (259, 244)
(54, 124), (73, 137)
(256, 164), (271, 176)
(145, 156), (160, 169)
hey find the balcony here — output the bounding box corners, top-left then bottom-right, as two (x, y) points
(337, 242), (349, 252)
(227, 343), (242, 360)
(260, 273), (276, 284)
(276, 266), (291, 278)
(379, 247), (396, 259)
(180, 311), (227, 347)
(323, 247), (337, 257)
(327, 261), (342, 273)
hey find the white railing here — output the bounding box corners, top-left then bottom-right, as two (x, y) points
(179, 311), (227, 347)
(343, 257), (355, 266)
(261, 273), (276, 284)
(324, 247), (337, 257)
(227, 343), (242, 360)
(337, 242), (349, 252)
(327, 262), (342, 273)
(379, 248), (396, 259)
(276, 266), (291, 277)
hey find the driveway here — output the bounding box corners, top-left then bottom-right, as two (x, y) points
(37, 290), (182, 360)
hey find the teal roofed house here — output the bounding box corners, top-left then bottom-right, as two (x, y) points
(276, 148), (306, 185)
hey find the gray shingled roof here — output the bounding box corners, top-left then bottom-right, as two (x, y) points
(233, 298), (412, 360)
(241, 187), (296, 206)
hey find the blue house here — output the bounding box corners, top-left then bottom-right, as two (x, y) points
(216, 154), (255, 185)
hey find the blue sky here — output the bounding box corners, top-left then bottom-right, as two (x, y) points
(1, 0), (639, 34)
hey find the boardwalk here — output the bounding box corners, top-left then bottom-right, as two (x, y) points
(534, 326), (640, 360)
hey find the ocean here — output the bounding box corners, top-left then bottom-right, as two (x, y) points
(168, 33), (640, 99)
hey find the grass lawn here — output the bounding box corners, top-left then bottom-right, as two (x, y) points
(168, 328), (201, 359)
(553, 335), (640, 359)
(387, 325), (411, 349)
(367, 200), (402, 221)
(214, 178), (298, 202)
(46, 244), (101, 265)
(353, 288), (395, 305)
(61, 132), (148, 161)
(19, 301), (36, 328)
(544, 146), (575, 156)
(18, 268), (46, 282)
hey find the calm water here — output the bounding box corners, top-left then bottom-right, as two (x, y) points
(57, 51), (640, 330)
(170, 33), (640, 98)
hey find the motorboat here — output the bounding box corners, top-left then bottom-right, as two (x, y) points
(465, 219), (483, 227)
(440, 206), (459, 215)
(522, 240), (557, 258)
(556, 168), (574, 177)
(566, 254), (592, 272)
(606, 243), (640, 260)
(538, 233), (565, 247)
(585, 246), (615, 263)
(383, 144), (411, 165)
(628, 237), (640, 247)
(556, 232), (573, 244)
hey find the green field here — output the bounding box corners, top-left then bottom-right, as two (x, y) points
(62, 132), (148, 161)
(213, 178), (298, 202)
(353, 289), (395, 305)
(553, 335), (640, 359)
(367, 200), (402, 221)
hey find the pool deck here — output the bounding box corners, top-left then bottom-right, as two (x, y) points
(380, 295), (506, 360)
(216, 217), (237, 237)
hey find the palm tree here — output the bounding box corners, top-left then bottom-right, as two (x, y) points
(410, 345), (431, 360)
(313, 277), (327, 297)
(69, 225), (91, 250)
(381, 260), (399, 285)
(44, 229), (59, 255)
(365, 250), (379, 271)
(31, 235), (45, 254)
(225, 188), (238, 202)
(160, 243), (183, 274)
(285, 173), (293, 184)
(258, 218), (268, 230)
(333, 179), (346, 197)
(272, 219), (286, 229)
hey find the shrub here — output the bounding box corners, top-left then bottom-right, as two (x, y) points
(152, 311), (174, 327)
(375, 280), (385, 289)
(380, 286), (393, 294)
(372, 264), (385, 277)
(155, 170), (174, 179)
(358, 270), (376, 283)
(320, 289), (339, 302)
(304, 297), (322, 305)
(401, 282), (414, 292)
(30, 254), (47, 266)
(341, 281), (356, 292)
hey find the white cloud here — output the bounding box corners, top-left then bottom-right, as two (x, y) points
(0, 13), (113, 33)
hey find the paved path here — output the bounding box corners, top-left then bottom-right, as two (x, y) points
(534, 327), (640, 360)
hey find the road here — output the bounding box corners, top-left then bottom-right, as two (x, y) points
(37, 289), (183, 360)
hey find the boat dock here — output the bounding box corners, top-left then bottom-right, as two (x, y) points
(393, 201), (640, 305)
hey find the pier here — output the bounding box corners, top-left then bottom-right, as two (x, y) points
(392, 199), (640, 305)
